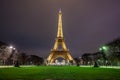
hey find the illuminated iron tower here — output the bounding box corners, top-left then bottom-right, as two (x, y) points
(47, 10), (74, 64)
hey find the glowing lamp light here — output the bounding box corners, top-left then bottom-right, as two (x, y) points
(99, 46), (108, 51)
(13, 48), (16, 50)
(9, 46), (13, 49)
(99, 48), (102, 51)
(102, 46), (107, 50)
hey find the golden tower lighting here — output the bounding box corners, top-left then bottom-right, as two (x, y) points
(47, 10), (74, 64)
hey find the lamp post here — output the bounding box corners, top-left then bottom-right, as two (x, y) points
(99, 46), (108, 66)
(9, 45), (16, 54)
(9, 46), (19, 67)
(8, 45), (17, 65)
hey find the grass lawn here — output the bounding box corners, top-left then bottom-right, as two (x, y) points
(0, 66), (120, 80)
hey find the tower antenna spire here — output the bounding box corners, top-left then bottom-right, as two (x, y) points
(57, 9), (63, 38)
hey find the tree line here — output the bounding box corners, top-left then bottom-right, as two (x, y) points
(0, 41), (44, 66)
(0, 38), (120, 66)
(74, 38), (120, 66)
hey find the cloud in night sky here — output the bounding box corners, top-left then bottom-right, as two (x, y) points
(0, 0), (120, 57)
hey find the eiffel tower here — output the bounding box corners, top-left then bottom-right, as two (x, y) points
(47, 10), (74, 64)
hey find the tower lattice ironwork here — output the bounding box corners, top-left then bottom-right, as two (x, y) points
(47, 10), (74, 64)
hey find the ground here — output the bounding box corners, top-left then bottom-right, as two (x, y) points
(0, 66), (120, 80)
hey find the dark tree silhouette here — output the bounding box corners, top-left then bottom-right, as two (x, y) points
(104, 38), (120, 65)
(14, 60), (20, 67)
(74, 58), (80, 66)
(0, 41), (13, 65)
(26, 55), (44, 65)
(18, 53), (28, 65)
(82, 53), (93, 65)
(94, 61), (99, 67)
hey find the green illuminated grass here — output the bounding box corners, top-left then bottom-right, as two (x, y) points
(0, 66), (120, 80)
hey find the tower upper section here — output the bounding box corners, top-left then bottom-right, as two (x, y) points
(57, 9), (63, 38)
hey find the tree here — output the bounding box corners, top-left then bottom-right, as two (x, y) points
(26, 55), (44, 65)
(106, 38), (120, 65)
(94, 61), (99, 67)
(99, 38), (120, 66)
(82, 53), (93, 65)
(92, 52), (104, 66)
(74, 58), (80, 66)
(0, 41), (14, 65)
(18, 52), (28, 65)
(6, 49), (18, 65)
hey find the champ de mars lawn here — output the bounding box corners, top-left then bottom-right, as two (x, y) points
(0, 66), (120, 80)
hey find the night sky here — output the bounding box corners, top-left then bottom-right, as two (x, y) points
(0, 0), (120, 58)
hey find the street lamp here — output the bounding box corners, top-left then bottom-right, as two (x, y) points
(99, 48), (102, 51)
(99, 46), (108, 51)
(8, 45), (17, 55)
(9, 46), (13, 49)
(9, 45), (16, 50)
(13, 48), (16, 50)
(102, 46), (107, 50)
(99, 46), (108, 66)
(8, 45), (17, 65)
